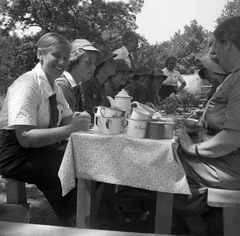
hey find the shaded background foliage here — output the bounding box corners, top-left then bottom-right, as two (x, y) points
(0, 0), (239, 95)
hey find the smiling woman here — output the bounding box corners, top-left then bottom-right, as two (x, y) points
(0, 32), (91, 226)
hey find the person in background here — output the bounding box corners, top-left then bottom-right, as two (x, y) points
(174, 16), (240, 235)
(82, 46), (116, 122)
(104, 59), (133, 102)
(113, 31), (139, 70)
(0, 32), (91, 225)
(124, 65), (152, 104)
(147, 68), (168, 107)
(56, 39), (101, 112)
(159, 56), (186, 100)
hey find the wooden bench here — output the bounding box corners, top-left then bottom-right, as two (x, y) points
(0, 221), (175, 236)
(0, 177), (30, 223)
(207, 187), (240, 236)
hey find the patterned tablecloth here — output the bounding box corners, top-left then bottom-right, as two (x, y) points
(58, 131), (191, 196)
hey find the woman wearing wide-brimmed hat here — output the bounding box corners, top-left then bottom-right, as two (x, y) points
(147, 68), (168, 107)
(124, 65), (152, 103)
(82, 46), (117, 122)
(198, 50), (228, 102)
(104, 59), (133, 100)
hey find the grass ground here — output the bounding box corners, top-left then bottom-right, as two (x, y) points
(0, 179), (223, 235)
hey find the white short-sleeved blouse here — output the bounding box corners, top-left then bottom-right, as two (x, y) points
(0, 63), (72, 130)
(162, 68), (185, 87)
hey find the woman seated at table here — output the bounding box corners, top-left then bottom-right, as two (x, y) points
(0, 32), (91, 225)
(146, 68), (167, 107)
(82, 46), (117, 122)
(174, 16), (240, 235)
(104, 59), (133, 103)
(158, 56), (186, 100)
(124, 65), (153, 104)
(56, 39), (101, 112)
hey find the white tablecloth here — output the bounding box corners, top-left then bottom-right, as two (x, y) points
(58, 131), (191, 196)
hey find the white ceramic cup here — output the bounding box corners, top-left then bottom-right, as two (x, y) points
(93, 106), (105, 116)
(102, 116), (124, 135)
(101, 107), (125, 118)
(94, 115), (103, 133)
(126, 119), (148, 139)
(131, 102), (155, 118)
(130, 107), (149, 120)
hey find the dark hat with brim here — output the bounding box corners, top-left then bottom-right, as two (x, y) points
(152, 68), (168, 80)
(115, 59), (133, 72)
(200, 50), (227, 75)
(132, 66), (153, 80)
(96, 46), (117, 67)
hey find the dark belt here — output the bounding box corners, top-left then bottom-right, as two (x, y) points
(0, 129), (16, 136)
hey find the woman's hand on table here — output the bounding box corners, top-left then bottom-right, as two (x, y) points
(176, 118), (204, 134)
(70, 111), (91, 132)
(175, 128), (195, 154)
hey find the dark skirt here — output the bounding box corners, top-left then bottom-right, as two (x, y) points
(0, 130), (76, 222)
(159, 85), (176, 100)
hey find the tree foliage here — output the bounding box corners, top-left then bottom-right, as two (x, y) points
(0, 0), (144, 94)
(1, 0), (240, 95)
(216, 0), (240, 25)
(137, 20), (209, 74)
(0, 0), (143, 47)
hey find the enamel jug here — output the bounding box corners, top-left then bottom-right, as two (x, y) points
(107, 89), (132, 117)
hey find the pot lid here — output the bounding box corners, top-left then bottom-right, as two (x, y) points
(115, 89), (131, 98)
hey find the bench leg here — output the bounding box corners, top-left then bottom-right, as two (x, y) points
(223, 208), (240, 236)
(0, 181), (30, 223)
(5, 182), (27, 204)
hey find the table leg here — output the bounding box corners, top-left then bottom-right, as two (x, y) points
(155, 192), (173, 234)
(76, 179), (97, 228)
(76, 179), (105, 229)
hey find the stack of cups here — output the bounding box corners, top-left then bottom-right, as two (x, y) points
(93, 106), (126, 135)
(127, 107), (150, 139)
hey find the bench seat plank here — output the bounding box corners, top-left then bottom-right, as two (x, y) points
(207, 188), (240, 236)
(207, 188), (240, 208)
(0, 221), (173, 236)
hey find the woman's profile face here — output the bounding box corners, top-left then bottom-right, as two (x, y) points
(115, 71), (129, 86)
(40, 43), (70, 80)
(75, 51), (97, 83)
(212, 37), (229, 72)
(152, 77), (163, 89)
(138, 74), (151, 88)
(167, 58), (177, 71)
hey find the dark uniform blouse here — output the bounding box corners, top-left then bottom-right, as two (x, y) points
(82, 75), (108, 122)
